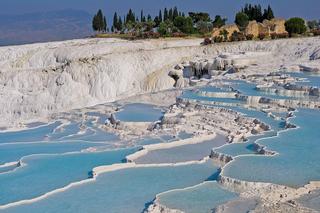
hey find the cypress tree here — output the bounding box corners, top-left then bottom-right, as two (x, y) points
(113, 12), (118, 32)
(92, 9), (105, 32)
(263, 5), (274, 20)
(147, 14), (152, 21)
(103, 16), (107, 32)
(173, 7), (179, 20)
(159, 10), (163, 22)
(118, 16), (123, 31)
(92, 14), (98, 31)
(169, 8), (173, 21)
(154, 16), (160, 27)
(96, 9), (104, 31)
(126, 9), (135, 23)
(141, 10), (144, 22)
(164, 8), (168, 21)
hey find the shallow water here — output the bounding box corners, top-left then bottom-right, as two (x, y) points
(135, 134), (226, 164)
(0, 148), (137, 205)
(116, 103), (163, 122)
(1, 72), (320, 212)
(3, 160), (218, 213)
(0, 141), (108, 165)
(158, 181), (237, 213)
(0, 122), (61, 144)
(223, 109), (320, 188)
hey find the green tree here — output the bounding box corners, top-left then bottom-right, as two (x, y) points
(126, 9), (136, 24)
(188, 12), (211, 24)
(263, 5), (274, 20)
(140, 10), (144, 22)
(92, 9), (106, 32)
(113, 12), (118, 32)
(103, 16), (107, 32)
(158, 22), (168, 36)
(235, 12), (249, 31)
(159, 10), (163, 22)
(173, 16), (193, 34)
(241, 4), (264, 22)
(173, 7), (179, 20)
(212, 15), (227, 28)
(164, 8), (168, 21)
(154, 16), (160, 27)
(145, 20), (155, 32)
(92, 14), (99, 31)
(196, 21), (213, 34)
(117, 16), (123, 31)
(169, 8), (173, 21)
(285, 17), (307, 36)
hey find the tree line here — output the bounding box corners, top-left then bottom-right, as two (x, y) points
(92, 6), (228, 36)
(92, 4), (319, 39)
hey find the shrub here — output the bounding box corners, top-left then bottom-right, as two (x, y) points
(196, 21), (213, 34)
(277, 32), (289, 39)
(230, 31), (246, 42)
(258, 33), (267, 40)
(172, 32), (187, 37)
(270, 33), (277, 39)
(213, 36), (223, 43)
(142, 31), (160, 39)
(219, 29), (229, 42)
(245, 34), (254, 40)
(173, 16), (194, 34)
(203, 37), (212, 45)
(285, 17), (307, 36)
(311, 29), (320, 36)
(235, 12), (249, 31)
(158, 22), (168, 36)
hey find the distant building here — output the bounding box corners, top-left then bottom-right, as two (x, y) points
(245, 18), (287, 38)
(212, 18), (288, 40)
(212, 24), (240, 40)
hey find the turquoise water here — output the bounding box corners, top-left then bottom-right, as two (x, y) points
(3, 160), (218, 213)
(1, 72), (320, 212)
(116, 103), (164, 122)
(135, 134), (226, 164)
(288, 72), (320, 88)
(0, 141), (107, 165)
(207, 105), (285, 157)
(86, 112), (108, 124)
(0, 148), (137, 205)
(67, 128), (119, 142)
(198, 85), (232, 93)
(228, 80), (302, 100)
(181, 90), (242, 104)
(158, 181), (237, 213)
(0, 122), (61, 144)
(223, 109), (320, 188)
(48, 122), (81, 140)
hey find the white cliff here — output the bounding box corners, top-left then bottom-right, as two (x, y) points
(1, 36), (320, 127)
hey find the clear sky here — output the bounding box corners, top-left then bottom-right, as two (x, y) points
(1, 0), (319, 21)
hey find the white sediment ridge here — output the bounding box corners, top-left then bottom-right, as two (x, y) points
(126, 134), (217, 163)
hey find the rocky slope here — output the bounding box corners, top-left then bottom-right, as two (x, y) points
(1, 36), (319, 127)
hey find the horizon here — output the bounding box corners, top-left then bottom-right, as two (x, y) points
(1, 0), (320, 20)
(0, 0), (319, 46)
